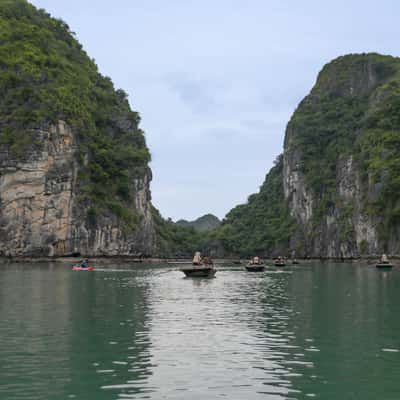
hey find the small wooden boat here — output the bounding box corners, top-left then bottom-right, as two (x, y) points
(376, 262), (393, 269)
(180, 265), (216, 277)
(274, 260), (286, 267)
(245, 264), (265, 272)
(292, 260), (299, 265)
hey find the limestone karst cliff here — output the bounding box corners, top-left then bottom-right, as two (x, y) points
(0, 1), (155, 256)
(214, 53), (400, 258)
(0, 120), (156, 257)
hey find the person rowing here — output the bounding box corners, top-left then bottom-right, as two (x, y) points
(250, 256), (261, 265)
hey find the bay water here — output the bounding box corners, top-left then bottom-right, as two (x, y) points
(0, 262), (399, 399)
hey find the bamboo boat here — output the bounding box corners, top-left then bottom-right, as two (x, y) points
(274, 260), (286, 267)
(180, 265), (216, 277)
(180, 252), (216, 277)
(376, 262), (393, 269)
(245, 264), (265, 272)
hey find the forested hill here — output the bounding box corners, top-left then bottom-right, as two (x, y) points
(211, 53), (400, 258)
(176, 214), (221, 232)
(209, 156), (295, 257)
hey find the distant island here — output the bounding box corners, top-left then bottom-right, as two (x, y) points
(175, 214), (221, 232)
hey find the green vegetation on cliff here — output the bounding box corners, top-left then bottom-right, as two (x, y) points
(288, 54), (400, 244)
(289, 55), (396, 200)
(210, 156), (296, 257)
(356, 64), (400, 240)
(0, 0), (150, 229)
(152, 208), (205, 256)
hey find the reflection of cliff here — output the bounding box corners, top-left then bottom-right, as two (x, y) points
(0, 263), (71, 398)
(235, 265), (400, 398)
(143, 271), (298, 398)
(66, 269), (153, 398)
(241, 273), (304, 397)
(286, 263), (400, 397)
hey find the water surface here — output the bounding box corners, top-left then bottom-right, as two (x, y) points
(0, 262), (399, 399)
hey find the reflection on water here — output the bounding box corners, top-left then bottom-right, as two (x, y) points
(142, 270), (298, 399)
(0, 262), (400, 399)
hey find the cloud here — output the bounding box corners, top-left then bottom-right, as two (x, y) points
(167, 76), (218, 114)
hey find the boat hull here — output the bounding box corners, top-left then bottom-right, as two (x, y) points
(376, 263), (393, 269)
(274, 262), (286, 267)
(72, 266), (94, 271)
(245, 264), (265, 272)
(180, 267), (216, 277)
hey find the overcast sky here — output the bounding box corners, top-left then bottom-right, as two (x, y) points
(31, 0), (400, 221)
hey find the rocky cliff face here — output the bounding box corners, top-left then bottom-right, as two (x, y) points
(0, 1), (157, 257)
(0, 121), (154, 256)
(283, 54), (400, 257)
(283, 148), (380, 257)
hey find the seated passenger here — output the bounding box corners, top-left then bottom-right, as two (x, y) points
(202, 257), (214, 267)
(192, 251), (202, 266)
(381, 254), (389, 263)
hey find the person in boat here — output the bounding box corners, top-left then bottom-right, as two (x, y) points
(192, 251), (202, 266)
(202, 256), (214, 268)
(275, 256), (285, 265)
(380, 254), (389, 264)
(80, 259), (89, 268)
(251, 256), (261, 265)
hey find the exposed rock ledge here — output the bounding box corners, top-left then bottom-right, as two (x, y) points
(0, 121), (155, 257)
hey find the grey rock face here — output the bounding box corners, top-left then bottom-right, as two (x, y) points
(282, 55), (391, 258)
(0, 121), (155, 257)
(284, 124), (381, 258)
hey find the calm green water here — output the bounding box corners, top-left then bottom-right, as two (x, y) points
(0, 262), (399, 399)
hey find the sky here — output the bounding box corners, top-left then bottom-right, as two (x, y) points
(30, 0), (400, 221)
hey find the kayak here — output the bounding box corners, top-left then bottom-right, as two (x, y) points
(72, 266), (94, 271)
